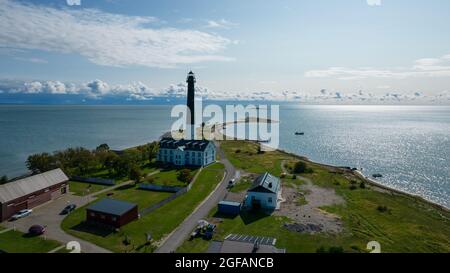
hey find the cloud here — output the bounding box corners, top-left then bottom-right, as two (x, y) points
(0, 0), (233, 68)
(205, 19), (239, 29)
(366, 0), (382, 6)
(305, 54), (450, 80)
(66, 0), (81, 6)
(1, 78), (450, 104)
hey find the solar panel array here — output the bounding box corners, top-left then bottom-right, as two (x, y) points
(224, 234), (276, 246)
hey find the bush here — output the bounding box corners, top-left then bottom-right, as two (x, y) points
(349, 185), (358, 190)
(235, 149), (241, 153)
(377, 205), (389, 213)
(316, 246), (344, 253)
(293, 161), (307, 174)
(178, 169), (193, 183)
(359, 182), (366, 189)
(292, 174), (297, 180)
(0, 175), (8, 185)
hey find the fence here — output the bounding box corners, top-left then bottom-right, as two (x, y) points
(70, 176), (115, 186)
(138, 183), (183, 193)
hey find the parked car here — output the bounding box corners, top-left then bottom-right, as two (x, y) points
(60, 204), (77, 215)
(28, 225), (46, 236)
(204, 223), (216, 240)
(190, 227), (202, 240)
(10, 209), (33, 220)
(227, 179), (236, 188)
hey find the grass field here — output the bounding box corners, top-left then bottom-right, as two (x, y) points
(0, 229), (62, 253)
(97, 184), (173, 209)
(150, 168), (199, 187)
(69, 181), (109, 196)
(61, 163), (225, 253)
(178, 140), (450, 253)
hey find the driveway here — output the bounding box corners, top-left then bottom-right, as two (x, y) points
(2, 192), (111, 253)
(155, 142), (236, 253)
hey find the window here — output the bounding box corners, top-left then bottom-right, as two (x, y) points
(90, 212), (96, 217)
(112, 217), (117, 222)
(100, 215), (106, 219)
(268, 197), (273, 203)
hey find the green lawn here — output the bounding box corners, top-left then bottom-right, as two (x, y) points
(150, 168), (199, 187)
(229, 177), (253, 193)
(0, 229), (62, 253)
(69, 181), (109, 196)
(179, 140), (450, 253)
(61, 163), (225, 253)
(97, 184), (173, 209)
(220, 141), (286, 176)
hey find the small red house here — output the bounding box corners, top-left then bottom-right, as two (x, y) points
(86, 198), (138, 228)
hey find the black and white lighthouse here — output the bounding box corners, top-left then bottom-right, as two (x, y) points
(186, 71), (196, 139)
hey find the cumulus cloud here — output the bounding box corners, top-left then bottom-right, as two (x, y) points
(305, 54), (450, 80)
(1, 78), (449, 104)
(0, 0), (233, 68)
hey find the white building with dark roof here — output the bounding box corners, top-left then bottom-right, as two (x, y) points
(157, 137), (216, 167)
(245, 172), (282, 210)
(0, 168), (69, 221)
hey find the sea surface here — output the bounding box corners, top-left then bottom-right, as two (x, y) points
(1, 104), (449, 208)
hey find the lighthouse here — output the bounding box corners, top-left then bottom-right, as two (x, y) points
(186, 71), (196, 139)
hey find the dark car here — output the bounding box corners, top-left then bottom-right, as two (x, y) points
(61, 204), (77, 215)
(28, 225), (46, 236)
(204, 223), (216, 240)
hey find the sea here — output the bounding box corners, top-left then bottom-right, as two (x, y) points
(1, 104), (449, 208)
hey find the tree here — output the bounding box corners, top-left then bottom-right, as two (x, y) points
(113, 156), (133, 177)
(26, 153), (55, 174)
(147, 141), (159, 163)
(96, 143), (110, 152)
(129, 165), (142, 184)
(103, 152), (119, 174)
(178, 169), (193, 183)
(293, 161), (307, 174)
(0, 175), (8, 185)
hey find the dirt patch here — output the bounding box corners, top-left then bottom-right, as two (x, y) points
(275, 177), (345, 234)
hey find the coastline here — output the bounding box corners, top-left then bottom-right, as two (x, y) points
(277, 147), (450, 213)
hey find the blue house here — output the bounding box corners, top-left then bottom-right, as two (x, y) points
(245, 172), (282, 210)
(157, 137), (216, 167)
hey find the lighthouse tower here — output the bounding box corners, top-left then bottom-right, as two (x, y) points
(186, 71), (196, 139)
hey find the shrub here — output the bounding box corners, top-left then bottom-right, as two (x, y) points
(235, 149), (241, 153)
(377, 205), (389, 213)
(293, 161), (307, 173)
(178, 169), (193, 183)
(0, 175), (8, 185)
(349, 185), (358, 190)
(292, 174), (297, 180)
(359, 182), (366, 189)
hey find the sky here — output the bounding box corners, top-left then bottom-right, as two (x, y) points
(1, 0), (450, 104)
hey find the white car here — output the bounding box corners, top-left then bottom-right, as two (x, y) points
(11, 209), (33, 220)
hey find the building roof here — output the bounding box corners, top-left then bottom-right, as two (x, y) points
(248, 172), (280, 194)
(219, 200), (241, 207)
(159, 137), (213, 152)
(0, 168), (68, 203)
(87, 198), (137, 216)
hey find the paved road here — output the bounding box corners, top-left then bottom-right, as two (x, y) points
(155, 142), (236, 253)
(3, 193), (111, 253)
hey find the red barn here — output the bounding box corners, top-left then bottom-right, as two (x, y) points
(86, 198), (138, 228)
(0, 169), (69, 221)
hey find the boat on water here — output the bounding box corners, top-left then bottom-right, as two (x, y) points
(372, 173), (383, 178)
(295, 132), (305, 136)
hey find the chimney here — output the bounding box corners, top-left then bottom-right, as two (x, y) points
(268, 182), (272, 188)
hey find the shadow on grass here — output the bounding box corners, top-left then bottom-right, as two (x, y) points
(213, 211), (239, 220)
(115, 184), (136, 191)
(71, 222), (114, 237)
(240, 210), (271, 225)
